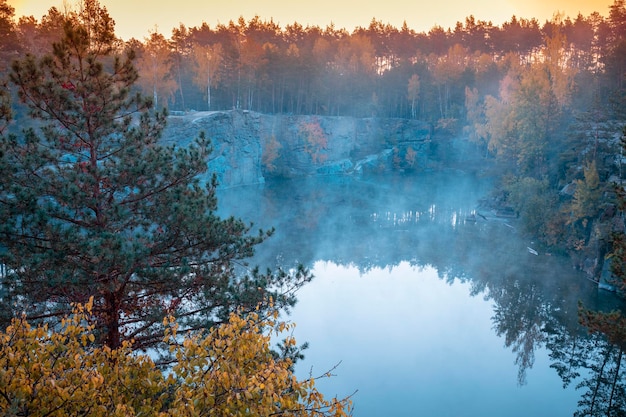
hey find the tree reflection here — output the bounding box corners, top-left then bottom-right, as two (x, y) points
(492, 280), (547, 384)
(572, 310), (626, 416)
(575, 339), (625, 417)
(218, 172), (626, 416)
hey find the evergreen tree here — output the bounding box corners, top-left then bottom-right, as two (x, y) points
(0, 0), (20, 61)
(0, 0), (310, 351)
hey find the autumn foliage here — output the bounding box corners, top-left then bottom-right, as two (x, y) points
(299, 119), (328, 164)
(0, 300), (163, 417)
(0, 299), (352, 417)
(0, 0), (311, 352)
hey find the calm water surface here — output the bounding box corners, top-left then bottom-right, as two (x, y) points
(218, 171), (623, 417)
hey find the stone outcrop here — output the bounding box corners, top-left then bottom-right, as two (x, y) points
(163, 110), (432, 188)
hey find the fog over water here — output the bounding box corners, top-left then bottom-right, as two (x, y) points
(217, 170), (620, 417)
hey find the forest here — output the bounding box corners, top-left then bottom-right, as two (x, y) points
(2, 1), (626, 255)
(0, 0), (625, 414)
(0, 1), (623, 119)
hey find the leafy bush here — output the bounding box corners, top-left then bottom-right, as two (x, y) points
(0, 299), (351, 417)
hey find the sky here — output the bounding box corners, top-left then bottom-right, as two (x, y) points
(10, 0), (613, 41)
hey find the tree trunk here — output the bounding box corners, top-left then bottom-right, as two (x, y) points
(104, 291), (121, 349)
(206, 70), (212, 111)
(590, 347), (612, 415)
(607, 347), (623, 414)
(176, 60), (185, 111)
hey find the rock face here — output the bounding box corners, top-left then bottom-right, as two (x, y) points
(163, 110), (432, 188)
(163, 111), (265, 188)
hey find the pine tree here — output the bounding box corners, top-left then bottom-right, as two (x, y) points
(0, 0), (310, 351)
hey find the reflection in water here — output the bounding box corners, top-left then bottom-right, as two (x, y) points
(550, 330), (625, 417)
(218, 171), (626, 416)
(566, 310), (626, 416)
(290, 261), (580, 417)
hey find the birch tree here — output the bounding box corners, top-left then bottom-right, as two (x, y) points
(136, 30), (177, 108)
(191, 42), (223, 110)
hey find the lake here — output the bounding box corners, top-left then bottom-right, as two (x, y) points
(217, 170), (625, 417)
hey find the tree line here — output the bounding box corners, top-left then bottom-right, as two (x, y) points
(0, 1), (353, 414)
(0, 0), (625, 414)
(0, 1), (624, 121)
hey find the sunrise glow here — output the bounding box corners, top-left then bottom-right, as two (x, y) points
(11, 0), (613, 40)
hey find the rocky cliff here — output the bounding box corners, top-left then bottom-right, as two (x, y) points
(163, 110), (432, 188)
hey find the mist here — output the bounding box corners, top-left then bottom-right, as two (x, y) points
(2, 2), (626, 415)
(217, 170), (622, 416)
